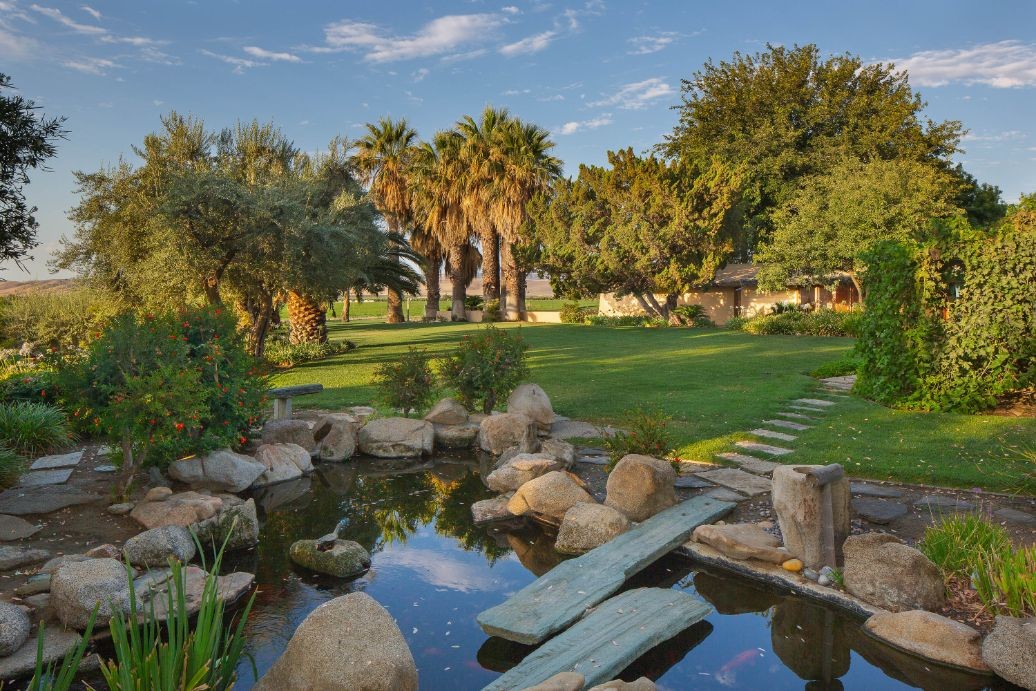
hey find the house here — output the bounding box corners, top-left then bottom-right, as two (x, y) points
(598, 263), (860, 325)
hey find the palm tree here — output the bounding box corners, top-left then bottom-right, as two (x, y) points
(354, 118), (420, 323)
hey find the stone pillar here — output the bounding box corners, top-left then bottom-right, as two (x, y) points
(772, 464), (850, 569)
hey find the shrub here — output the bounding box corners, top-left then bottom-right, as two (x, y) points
(0, 401), (71, 456)
(973, 544), (1036, 617)
(376, 347), (436, 415)
(918, 513), (1012, 576)
(264, 338), (355, 368)
(604, 409), (675, 471)
(0, 445), (25, 489)
(725, 315), (749, 331)
(809, 353), (862, 379)
(671, 304), (716, 328)
(482, 299), (501, 323)
(0, 287), (121, 356)
(770, 301), (800, 315)
(740, 309), (859, 337)
(439, 326), (529, 414)
(463, 295), (485, 311)
(585, 314), (651, 327)
(559, 301), (595, 324)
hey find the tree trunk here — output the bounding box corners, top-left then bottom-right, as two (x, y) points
(517, 269), (528, 319)
(424, 256), (441, 321)
(633, 293), (662, 318)
(342, 290), (351, 322)
(248, 293), (274, 357)
(849, 273), (865, 306)
(203, 276), (221, 305)
(644, 292), (668, 319)
(286, 291), (327, 344)
(385, 224), (406, 323)
(448, 244), (468, 321)
(501, 239), (521, 321)
(480, 229), (500, 302)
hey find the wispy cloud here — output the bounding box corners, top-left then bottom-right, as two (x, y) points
(412, 67), (429, 81)
(243, 45), (301, 62)
(887, 40), (1036, 88)
(500, 29), (555, 56)
(313, 14), (503, 62)
(63, 56), (116, 75)
(627, 31), (678, 55)
(0, 25), (37, 58)
(29, 3), (105, 34)
(80, 4), (99, 20)
(200, 49), (263, 73)
(556, 114), (612, 135)
(962, 130), (1026, 143)
(589, 77), (674, 109)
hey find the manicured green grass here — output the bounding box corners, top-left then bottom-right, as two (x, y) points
(320, 298), (598, 321)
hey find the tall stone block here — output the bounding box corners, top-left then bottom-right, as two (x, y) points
(771, 464), (850, 569)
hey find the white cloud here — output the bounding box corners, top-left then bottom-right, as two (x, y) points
(500, 29), (555, 56)
(63, 56), (116, 75)
(30, 4), (105, 34)
(244, 45), (301, 62)
(412, 67), (429, 81)
(589, 77), (674, 109)
(555, 114), (612, 135)
(503, 88), (530, 95)
(0, 26), (37, 58)
(501, 5), (520, 14)
(887, 40), (1036, 88)
(538, 93), (564, 101)
(100, 34), (158, 46)
(80, 4), (100, 20)
(962, 130), (1026, 143)
(315, 14), (503, 62)
(200, 49), (263, 73)
(152, 99), (163, 106)
(627, 32), (677, 55)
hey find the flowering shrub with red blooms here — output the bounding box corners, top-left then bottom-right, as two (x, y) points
(376, 347), (436, 416)
(59, 306), (267, 482)
(438, 326), (529, 414)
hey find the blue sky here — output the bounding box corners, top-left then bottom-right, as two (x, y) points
(2, 0), (1035, 278)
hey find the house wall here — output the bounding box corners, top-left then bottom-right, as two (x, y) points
(599, 289), (739, 324)
(739, 288), (806, 318)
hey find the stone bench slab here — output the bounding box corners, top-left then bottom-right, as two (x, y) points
(483, 588), (711, 690)
(696, 468), (772, 497)
(477, 495), (733, 644)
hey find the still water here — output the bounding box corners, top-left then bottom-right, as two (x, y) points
(228, 455), (1001, 690)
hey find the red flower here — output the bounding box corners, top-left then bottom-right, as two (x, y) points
(175, 422), (185, 432)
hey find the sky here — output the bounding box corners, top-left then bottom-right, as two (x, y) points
(2, 0), (1035, 279)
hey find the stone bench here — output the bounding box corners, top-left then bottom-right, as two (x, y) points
(268, 384), (323, 420)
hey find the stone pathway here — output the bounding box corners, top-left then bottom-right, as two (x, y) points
(19, 449), (86, 488)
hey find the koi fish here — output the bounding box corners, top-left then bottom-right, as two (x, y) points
(715, 648), (762, 686)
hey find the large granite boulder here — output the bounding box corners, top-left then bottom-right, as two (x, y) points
(130, 491), (223, 529)
(313, 413), (358, 462)
(0, 601), (30, 656)
(506, 383), (555, 430)
(358, 418), (434, 458)
(507, 471), (596, 522)
(540, 438), (575, 468)
(523, 672), (584, 690)
(261, 419), (316, 453)
(604, 454), (677, 522)
(471, 493), (516, 524)
(123, 525), (196, 568)
(51, 558), (132, 629)
(255, 592), (418, 691)
(555, 502), (630, 554)
(433, 423), (480, 449)
(590, 680), (657, 691)
(691, 522), (790, 563)
(863, 610), (988, 672)
(842, 533), (945, 612)
(771, 464), (851, 570)
(289, 539), (371, 578)
(143, 567), (254, 622)
(424, 398), (469, 425)
(191, 498), (259, 552)
(167, 450), (265, 493)
(982, 615), (1035, 689)
(485, 453), (560, 493)
(252, 443), (311, 487)
(478, 413), (539, 455)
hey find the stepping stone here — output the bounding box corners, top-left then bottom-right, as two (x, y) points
(0, 485), (101, 516)
(705, 488), (748, 502)
(914, 495), (976, 515)
(0, 514), (40, 541)
(483, 588), (711, 691)
(750, 428), (797, 442)
(577, 447), (608, 456)
(820, 375), (856, 390)
(675, 476), (713, 489)
(853, 498), (908, 525)
(0, 627), (89, 680)
(575, 455), (609, 466)
(549, 419), (602, 440)
(715, 452), (780, 476)
(0, 545), (50, 571)
(794, 398), (836, 407)
(788, 405), (828, 413)
(18, 468), (74, 487)
(94, 465), (118, 473)
(776, 411), (817, 420)
(850, 482), (904, 499)
(696, 468), (772, 497)
(994, 507), (1035, 527)
(477, 495), (733, 644)
(763, 419), (810, 431)
(736, 441), (793, 456)
(29, 451), (83, 471)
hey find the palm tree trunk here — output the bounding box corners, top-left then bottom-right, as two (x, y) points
(342, 290), (351, 322)
(448, 244), (468, 321)
(424, 256), (441, 321)
(385, 224), (406, 324)
(287, 291), (328, 344)
(480, 229), (499, 302)
(500, 239), (521, 321)
(517, 270), (528, 318)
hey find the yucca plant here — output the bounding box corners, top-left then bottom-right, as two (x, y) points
(0, 401), (72, 457)
(0, 444), (26, 488)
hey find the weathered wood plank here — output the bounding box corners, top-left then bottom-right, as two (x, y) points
(476, 495), (733, 644)
(482, 588), (712, 691)
(268, 383), (323, 397)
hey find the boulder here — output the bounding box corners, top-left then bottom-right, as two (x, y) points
(506, 383), (555, 430)
(357, 418), (434, 458)
(982, 615), (1035, 689)
(144, 486), (173, 502)
(261, 419), (316, 453)
(471, 493), (516, 524)
(555, 502), (630, 554)
(39, 554), (91, 575)
(771, 464), (850, 569)
(433, 423), (480, 449)
(253, 443), (310, 486)
(691, 522), (790, 563)
(523, 672), (584, 691)
(0, 601), (30, 656)
(123, 525), (196, 568)
(130, 491), (223, 529)
(255, 592), (418, 691)
(313, 413), (358, 462)
(85, 544), (120, 559)
(842, 533), (945, 612)
(0, 546), (50, 571)
(479, 413), (539, 455)
(604, 454), (677, 522)
(493, 446), (523, 469)
(142, 566), (254, 622)
(0, 514), (40, 541)
(289, 539), (371, 578)
(191, 498), (259, 552)
(51, 558), (132, 630)
(507, 471), (596, 522)
(424, 398), (469, 425)
(485, 454), (561, 493)
(863, 610), (988, 672)
(347, 405), (376, 424)
(167, 450), (265, 493)
(589, 679), (657, 691)
(540, 438), (575, 468)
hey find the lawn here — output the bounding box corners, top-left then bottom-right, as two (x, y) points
(322, 298), (597, 321)
(270, 321), (1035, 493)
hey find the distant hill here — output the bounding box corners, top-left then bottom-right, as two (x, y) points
(0, 279), (76, 297)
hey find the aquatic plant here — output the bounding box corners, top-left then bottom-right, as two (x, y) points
(918, 513), (1011, 576)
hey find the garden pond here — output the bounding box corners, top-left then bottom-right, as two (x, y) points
(225, 453), (1004, 690)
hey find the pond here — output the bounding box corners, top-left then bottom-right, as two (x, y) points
(227, 454), (1001, 690)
